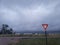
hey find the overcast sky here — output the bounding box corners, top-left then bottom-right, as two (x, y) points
(0, 0), (60, 31)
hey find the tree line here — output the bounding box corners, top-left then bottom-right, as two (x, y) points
(0, 24), (14, 34)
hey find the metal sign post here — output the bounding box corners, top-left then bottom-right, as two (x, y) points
(42, 24), (48, 45)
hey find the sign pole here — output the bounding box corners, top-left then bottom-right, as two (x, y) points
(45, 30), (47, 45)
(42, 24), (48, 45)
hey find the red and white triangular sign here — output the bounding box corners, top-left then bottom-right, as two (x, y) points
(42, 24), (48, 31)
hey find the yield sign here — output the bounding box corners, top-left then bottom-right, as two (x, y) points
(42, 24), (48, 30)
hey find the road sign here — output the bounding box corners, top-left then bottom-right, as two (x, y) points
(42, 24), (48, 45)
(42, 24), (48, 30)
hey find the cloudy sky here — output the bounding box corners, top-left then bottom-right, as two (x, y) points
(0, 0), (60, 31)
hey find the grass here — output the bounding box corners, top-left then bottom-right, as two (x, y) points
(0, 34), (60, 45)
(17, 38), (60, 45)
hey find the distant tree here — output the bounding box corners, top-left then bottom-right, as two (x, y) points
(1, 24), (7, 34)
(9, 28), (13, 34)
(0, 24), (13, 34)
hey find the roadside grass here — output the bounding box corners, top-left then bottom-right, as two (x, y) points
(0, 34), (60, 45)
(17, 38), (60, 45)
(0, 34), (60, 37)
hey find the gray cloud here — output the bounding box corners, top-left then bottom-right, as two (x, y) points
(0, 0), (60, 31)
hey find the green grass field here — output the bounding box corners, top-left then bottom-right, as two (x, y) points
(17, 38), (60, 45)
(0, 34), (60, 45)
